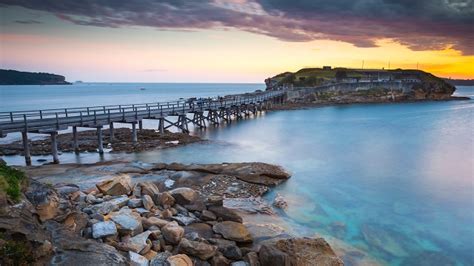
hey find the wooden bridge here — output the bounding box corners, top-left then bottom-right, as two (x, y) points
(0, 90), (286, 165)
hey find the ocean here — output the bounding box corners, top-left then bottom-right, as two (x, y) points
(1, 83), (473, 265)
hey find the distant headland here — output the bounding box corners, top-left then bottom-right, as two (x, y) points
(0, 69), (71, 85)
(265, 67), (464, 104)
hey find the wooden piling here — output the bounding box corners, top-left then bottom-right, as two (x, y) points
(72, 126), (79, 154)
(21, 131), (31, 166)
(97, 126), (104, 154)
(109, 122), (114, 142)
(50, 131), (59, 164)
(158, 117), (165, 134)
(132, 122), (138, 143)
(139, 120), (143, 131)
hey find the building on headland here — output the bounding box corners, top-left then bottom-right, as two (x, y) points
(323, 66), (332, 70)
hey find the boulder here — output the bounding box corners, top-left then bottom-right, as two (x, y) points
(200, 210), (217, 221)
(244, 252), (260, 266)
(96, 174), (132, 196)
(25, 180), (61, 222)
(208, 206), (242, 223)
(184, 223), (214, 239)
(92, 221), (117, 239)
(144, 250), (158, 260)
(143, 217), (170, 229)
(110, 213), (143, 236)
(178, 238), (218, 260)
(231, 262), (249, 266)
(206, 196), (223, 207)
(143, 195), (156, 210)
(275, 238), (343, 266)
(167, 254), (193, 266)
(125, 231), (152, 253)
(210, 252), (231, 266)
(156, 192), (175, 208)
(129, 251), (149, 266)
(150, 251), (172, 266)
(172, 214), (197, 226)
(141, 182), (160, 197)
(213, 221), (252, 243)
(90, 196), (129, 215)
(273, 194), (288, 209)
(162, 221), (185, 245)
(208, 238), (242, 260)
(170, 188), (198, 205)
(128, 198), (143, 208)
(62, 212), (88, 233)
(258, 244), (290, 266)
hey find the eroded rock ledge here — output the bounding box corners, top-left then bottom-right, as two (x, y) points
(1, 162), (343, 265)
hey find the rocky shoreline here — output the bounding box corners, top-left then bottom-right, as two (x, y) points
(1, 160), (344, 265)
(0, 128), (202, 156)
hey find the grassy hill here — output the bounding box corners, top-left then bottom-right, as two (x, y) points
(0, 69), (71, 85)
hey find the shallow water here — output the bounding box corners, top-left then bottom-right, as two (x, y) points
(1, 85), (473, 265)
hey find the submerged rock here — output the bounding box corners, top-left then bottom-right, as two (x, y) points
(275, 237), (343, 266)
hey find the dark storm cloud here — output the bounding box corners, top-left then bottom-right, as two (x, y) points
(1, 0), (473, 54)
(14, 19), (42, 24)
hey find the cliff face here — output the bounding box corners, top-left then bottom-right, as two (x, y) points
(0, 69), (71, 85)
(267, 68), (456, 103)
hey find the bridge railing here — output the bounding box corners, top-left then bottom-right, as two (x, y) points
(0, 91), (284, 125)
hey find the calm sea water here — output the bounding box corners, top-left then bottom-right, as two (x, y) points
(1, 84), (473, 265)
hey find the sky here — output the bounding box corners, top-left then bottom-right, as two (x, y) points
(1, 0), (473, 82)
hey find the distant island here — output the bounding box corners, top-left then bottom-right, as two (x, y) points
(443, 78), (474, 86)
(0, 69), (71, 85)
(265, 67), (462, 103)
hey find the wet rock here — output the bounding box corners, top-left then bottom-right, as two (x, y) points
(92, 221), (117, 239)
(275, 237), (343, 266)
(178, 238), (218, 260)
(143, 217), (170, 229)
(129, 251), (149, 266)
(213, 221), (252, 243)
(243, 252), (260, 266)
(184, 223), (214, 239)
(96, 174), (132, 196)
(150, 251), (172, 266)
(129, 198), (144, 208)
(110, 213), (143, 236)
(258, 244), (290, 266)
(170, 187), (198, 205)
(162, 221), (185, 244)
(200, 210), (217, 221)
(167, 254), (193, 266)
(143, 195), (156, 210)
(25, 180), (61, 222)
(141, 182), (160, 198)
(206, 196), (223, 207)
(208, 206), (243, 223)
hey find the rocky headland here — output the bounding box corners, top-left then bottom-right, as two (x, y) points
(0, 160), (344, 265)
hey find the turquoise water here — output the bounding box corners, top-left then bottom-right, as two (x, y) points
(1, 85), (473, 265)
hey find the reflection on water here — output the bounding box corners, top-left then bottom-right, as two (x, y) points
(2, 87), (474, 265)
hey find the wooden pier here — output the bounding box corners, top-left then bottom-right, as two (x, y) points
(0, 90), (286, 165)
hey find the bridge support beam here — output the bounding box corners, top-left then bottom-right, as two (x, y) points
(72, 126), (79, 154)
(21, 131), (31, 166)
(109, 122), (114, 142)
(50, 131), (59, 164)
(97, 126), (104, 154)
(131, 122), (138, 143)
(139, 120), (143, 131)
(158, 117), (165, 134)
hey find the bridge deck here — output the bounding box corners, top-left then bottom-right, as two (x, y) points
(0, 90), (285, 136)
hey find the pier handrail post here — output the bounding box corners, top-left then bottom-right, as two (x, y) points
(65, 108), (68, 117)
(80, 111), (83, 125)
(94, 110), (97, 125)
(39, 110), (43, 119)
